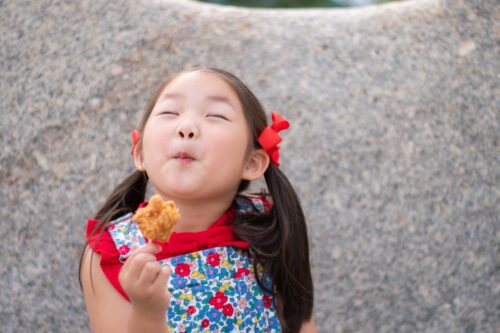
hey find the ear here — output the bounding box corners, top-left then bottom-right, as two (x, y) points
(242, 149), (270, 181)
(133, 146), (146, 171)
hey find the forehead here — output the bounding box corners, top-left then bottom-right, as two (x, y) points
(156, 71), (243, 112)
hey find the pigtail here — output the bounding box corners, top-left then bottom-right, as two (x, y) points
(233, 163), (314, 333)
(263, 163), (314, 332)
(78, 170), (148, 290)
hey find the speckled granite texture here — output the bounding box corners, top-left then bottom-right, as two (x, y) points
(0, 0), (498, 332)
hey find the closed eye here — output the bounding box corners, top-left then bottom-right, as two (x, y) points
(207, 114), (229, 120)
(160, 111), (179, 116)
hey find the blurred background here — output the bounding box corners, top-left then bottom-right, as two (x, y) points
(1, 0), (498, 332)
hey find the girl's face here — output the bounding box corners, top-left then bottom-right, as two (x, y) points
(136, 70), (256, 201)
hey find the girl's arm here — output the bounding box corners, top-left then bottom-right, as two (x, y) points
(80, 244), (169, 333)
(299, 318), (318, 333)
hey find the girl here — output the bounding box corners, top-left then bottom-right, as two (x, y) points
(79, 67), (316, 332)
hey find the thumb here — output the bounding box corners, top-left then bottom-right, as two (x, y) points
(133, 242), (162, 256)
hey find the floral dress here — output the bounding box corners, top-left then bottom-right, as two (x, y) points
(103, 196), (282, 332)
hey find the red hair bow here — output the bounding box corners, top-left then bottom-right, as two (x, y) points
(131, 129), (140, 156)
(258, 111), (290, 167)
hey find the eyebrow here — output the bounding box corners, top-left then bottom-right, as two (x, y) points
(160, 93), (236, 111)
(160, 93), (183, 101)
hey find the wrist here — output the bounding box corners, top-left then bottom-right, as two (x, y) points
(128, 305), (167, 333)
(131, 304), (166, 322)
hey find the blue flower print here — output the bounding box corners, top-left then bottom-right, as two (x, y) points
(225, 319), (235, 331)
(207, 308), (222, 322)
(171, 256), (185, 265)
(235, 280), (248, 294)
(269, 315), (280, 329)
(171, 277), (187, 289)
(206, 266), (220, 278)
(255, 299), (264, 313)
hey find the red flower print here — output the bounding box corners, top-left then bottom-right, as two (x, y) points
(234, 268), (250, 278)
(263, 295), (272, 309)
(117, 244), (130, 256)
(186, 306), (196, 316)
(207, 252), (220, 266)
(209, 291), (228, 309)
(201, 319), (210, 328)
(175, 263), (190, 277)
(107, 224), (115, 231)
(222, 303), (234, 316)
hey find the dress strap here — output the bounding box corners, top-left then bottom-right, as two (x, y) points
(106, 212), (147, 262)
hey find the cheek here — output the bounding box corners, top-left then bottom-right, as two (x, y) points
(141, 125), (173, 162)
(209, 130), (249, 161)
(144, 121), (171, 142)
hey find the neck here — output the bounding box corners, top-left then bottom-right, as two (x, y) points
(158, 193), (236, 233)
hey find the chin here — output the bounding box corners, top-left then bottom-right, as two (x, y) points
(165, 186), (203, 199)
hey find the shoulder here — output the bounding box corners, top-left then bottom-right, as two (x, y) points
(298, 318), (318, 333)
(80, 245), (133, 333)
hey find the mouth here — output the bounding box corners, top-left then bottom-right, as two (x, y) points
(174, 151), (195, 161)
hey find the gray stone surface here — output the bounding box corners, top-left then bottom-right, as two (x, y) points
(1, 0), (498, 331)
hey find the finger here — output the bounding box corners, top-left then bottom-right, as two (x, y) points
(152, 266), (171, 296)
(138, 260), (163, 285)
(123, 243), (161, 278)
(129, 242), (162, 257)
(127, 252), (158, 281)
(153, 266), (171, 287)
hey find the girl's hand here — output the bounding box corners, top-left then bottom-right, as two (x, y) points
(118, 243), (171, 320)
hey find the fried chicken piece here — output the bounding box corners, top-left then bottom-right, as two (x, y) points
(133, 194), (180, 242)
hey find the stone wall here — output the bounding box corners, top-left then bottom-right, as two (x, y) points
(0, 0), (497, 331)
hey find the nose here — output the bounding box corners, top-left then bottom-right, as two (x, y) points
(176, 122), (199, 140)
